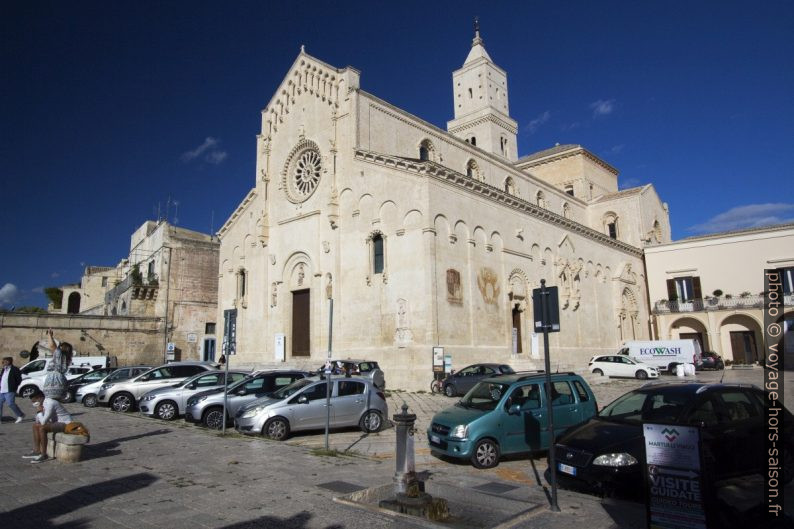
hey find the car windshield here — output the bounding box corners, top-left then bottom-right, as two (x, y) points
(599, 389), (690, 424)
(459, 381), (511, 410)
(271, 378), (315, 399)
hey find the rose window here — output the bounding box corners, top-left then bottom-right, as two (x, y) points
(284, 144), (322, 202)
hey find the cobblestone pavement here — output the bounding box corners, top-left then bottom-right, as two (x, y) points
(0, 367), (789, 528)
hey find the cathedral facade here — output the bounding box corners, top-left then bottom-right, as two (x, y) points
(217, 29), (671, 390)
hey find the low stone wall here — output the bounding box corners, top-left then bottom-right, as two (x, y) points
(0, 312), (168, 367)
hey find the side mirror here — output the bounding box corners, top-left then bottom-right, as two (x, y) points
(187, 383), (196, 390)
(297, 394), (309, 404)
(508, 404), (521, 415)
(235, 388), (247, 396)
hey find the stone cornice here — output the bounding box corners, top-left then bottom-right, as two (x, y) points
(218, 188), (257, 239)
(447, 113), (518, 135)
(354, 149), (642, 257)
(516, 146), (619, 176)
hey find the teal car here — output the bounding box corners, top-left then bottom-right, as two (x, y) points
(427, 372), (597, 468)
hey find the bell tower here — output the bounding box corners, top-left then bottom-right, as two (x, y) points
(447, 19), (518, 161)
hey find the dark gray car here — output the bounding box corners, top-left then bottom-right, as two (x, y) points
(442, 363), (516, 397)
(185, 370), (310, 429)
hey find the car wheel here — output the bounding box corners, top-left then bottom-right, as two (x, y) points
(667, 363), (678, 374)
(202, 407), (226, 430)
(716, 362), (725, 370)
(83, 394), (98, 408)
(444, 384), (456, 397)
(155, 400), (178, 421)
(593, 368), (603, 376)
(636, 370), (649, 380)
(471, 438), (500, 469)
(359, 410), (383, 433)
(64, 390), (74, 403)
(19, 386), (37, 399)
(111, 393), (135, 413)
(265, 417), (290, 441)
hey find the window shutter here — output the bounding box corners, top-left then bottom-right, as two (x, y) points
(666, 279), (676, 300)
(693, 277), (702, 300)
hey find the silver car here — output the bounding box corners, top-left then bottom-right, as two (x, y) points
(185, 370), (310, 429)
(75, 366), (152, 407)
(138, 370), (249, 420)
(98, 361), (219, 412)
(234, 376), (388, 440)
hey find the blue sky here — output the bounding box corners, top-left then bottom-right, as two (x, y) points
(2, 1), (793, 308)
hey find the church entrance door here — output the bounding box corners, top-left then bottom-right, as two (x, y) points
(292, 289), (310, 356)
(512, 306), (523, 354)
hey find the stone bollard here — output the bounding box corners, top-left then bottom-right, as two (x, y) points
(46, 432), (89, 462)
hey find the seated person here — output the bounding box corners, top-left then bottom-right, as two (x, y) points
(24, 390), (73, 464)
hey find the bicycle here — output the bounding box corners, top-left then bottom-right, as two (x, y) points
(430, 373), (444, 394)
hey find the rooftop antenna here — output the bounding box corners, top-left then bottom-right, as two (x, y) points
(210, 210), (215, 238)
(173, 200), (180, 225)
(157, 202), (162, 223)
(166, 194), (171, 224)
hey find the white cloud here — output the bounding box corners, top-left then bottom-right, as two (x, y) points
(181, 137), (227, 165)
(590, 98), (615, 117)
(526, 110), (551, 133)
(608, 144), (625, 154)
(51, 272), (60, 278)
(32, 286), (45, 294)
(687, 203), (794, 234)
(0, 283), (19, 306)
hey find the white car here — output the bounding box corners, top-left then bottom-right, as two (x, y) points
(589, 355), (659, 380)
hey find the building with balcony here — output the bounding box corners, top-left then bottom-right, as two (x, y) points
(51, 220), (220, 362)
(645, 223), (794, 364)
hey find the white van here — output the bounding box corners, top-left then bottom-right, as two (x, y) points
(617, 340), (702, 374)
(17, 355), (115, 398)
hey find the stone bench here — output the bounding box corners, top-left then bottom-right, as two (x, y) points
(46, 432), (89, 462)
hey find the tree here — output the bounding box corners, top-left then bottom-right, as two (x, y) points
(130, 264), (143, 285)
(44, 287), (63, 309)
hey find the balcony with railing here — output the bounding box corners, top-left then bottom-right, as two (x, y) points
(653, 293), (794, 314)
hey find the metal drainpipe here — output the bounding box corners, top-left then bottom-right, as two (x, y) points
(162, 246), (172, 364)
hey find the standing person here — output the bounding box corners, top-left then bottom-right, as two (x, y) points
(23, 390), (73, 463)
(42, 328), (73, 401)
(0, 356), (26, 423)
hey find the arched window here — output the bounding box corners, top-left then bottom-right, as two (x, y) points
(470, 136), (476, 146)
(237, 268), (248, 306)
(603, 212), (619, 240)
(653, 220), (662, 243)
(504, 176), (516, 195)
(468, 87), (473, 99)
(535, 190), (546, 208)
(373, 235), (384, 274)
(564, 184), (574, 196)
(419, 139), (434, 161)
(67, 292), (81, 314)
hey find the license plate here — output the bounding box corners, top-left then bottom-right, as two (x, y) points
(558, 463), (577, 476)
(430, 434), (441, 444)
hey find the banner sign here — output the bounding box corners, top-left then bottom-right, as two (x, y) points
(222, 308), (237, 356)
(644, 423), (707, 529)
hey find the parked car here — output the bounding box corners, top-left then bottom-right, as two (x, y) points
(185, 370), (310, 429)
(589, 355), (658, 380)
(317, 359), (385, 390)
(98, 361), (219, 412)
(64, 367), (118, 402)
(139, 370), (249, 420)
(17, 365), (95, 398)
(617, 340), (702, 374)
(76, 365), (153, 407)
(428, 371), (597, 469)
(234, 375), (388, 440)
(697, 351), (725, 370)
(441, 363), (516, 397)
(549, 382), (793, 498)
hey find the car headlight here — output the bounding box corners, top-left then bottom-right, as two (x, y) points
(100, 383), (114, 390)
(240, 404), (268, 419)
(141, 394), (157, 401)
(592, 453), (638, 467)
(449, 425), (468, 440)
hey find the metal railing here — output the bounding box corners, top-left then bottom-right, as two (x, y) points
(653, 293), (793, 314)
